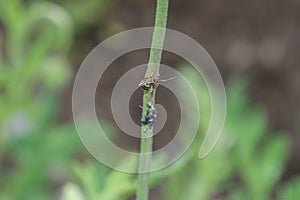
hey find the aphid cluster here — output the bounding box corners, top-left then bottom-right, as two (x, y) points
(141, 103), (157, 126)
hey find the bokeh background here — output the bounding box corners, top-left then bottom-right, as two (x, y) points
(1, 0), (300, 199)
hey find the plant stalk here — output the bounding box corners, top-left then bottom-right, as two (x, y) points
(136, 0), (169, 200)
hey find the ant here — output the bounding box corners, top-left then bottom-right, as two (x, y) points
(139, 71), (176, 90)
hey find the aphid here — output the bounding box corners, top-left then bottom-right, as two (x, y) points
(141, 104), (157, 125)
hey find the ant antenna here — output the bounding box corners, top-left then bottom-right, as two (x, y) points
(159, 76), (176, 82)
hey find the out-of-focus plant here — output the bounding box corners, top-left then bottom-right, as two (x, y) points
(65, 142), (190, 200)
(0, 0), (72, 138)
(0, 1), (168, 199)
(52, 0), (115, 32)
(279, 176), (300, 199)
(0, 0), (82, 199)
(226, 79), (289, 200)
(161, 65), (294, 200)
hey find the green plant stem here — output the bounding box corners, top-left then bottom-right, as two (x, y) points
(136, 0), (169, 200)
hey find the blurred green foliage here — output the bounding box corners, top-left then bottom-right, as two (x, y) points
(1, 0), (300, 200)
(0, 0), (80, 199)
(161, 66), (296, 200)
